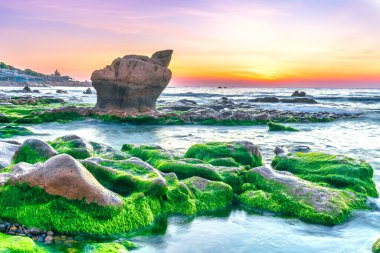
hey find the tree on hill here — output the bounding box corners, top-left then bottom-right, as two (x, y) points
(0, 62), (7, 69)
(54, 69), (61, 76)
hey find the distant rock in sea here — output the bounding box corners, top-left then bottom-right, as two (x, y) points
(91, 49), (173, 113)
(291, 90), (307, 97)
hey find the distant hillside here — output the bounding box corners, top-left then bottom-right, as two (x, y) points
(0, 62), (47, 77)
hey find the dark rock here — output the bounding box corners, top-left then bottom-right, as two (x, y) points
(83, 88), (92, 94)
(289, 145), (311, 153)
(291, 90), (307, 97)
(22, 86), (32, 93)
(56, 89), (68, 94)
(280, 98), (317, 104)
(249, 97), (280, 103)
(30, 227), (44, 236)
(91, 50), (173, 113)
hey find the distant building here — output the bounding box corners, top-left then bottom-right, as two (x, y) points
(0, 69), (45, 83)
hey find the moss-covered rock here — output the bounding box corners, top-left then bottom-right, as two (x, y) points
(183, 176), (233, 212)
(157, 161), (222, 181)
(0, 232), (47, 252)
(271, 152), (378, 197)
(267, 121), (299, 132)
(185, 141), (262, 167)
(13, 139), (58, 164)
(0, 125), (34, 139)
(239, 166), (366, 225)
(373, 238), (380, 253)
(121, 144), (173, 167)
(81, 159), (168, 198)
(83, 242), (129, 253)
(51, 135), (128, 160)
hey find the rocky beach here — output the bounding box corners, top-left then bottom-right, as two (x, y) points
(0, 51), (380, 253)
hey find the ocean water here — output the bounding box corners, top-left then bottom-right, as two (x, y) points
(1, 86), (380, 252)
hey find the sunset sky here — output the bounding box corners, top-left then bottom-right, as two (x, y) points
(1, 0), (380, 87)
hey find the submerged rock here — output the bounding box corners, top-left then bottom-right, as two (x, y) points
(267, 121), (299, 132)
(91, 49), (173, 113)
(0, 232), (46, 253)
(10, 154), (122, 206)
(83, 242), (129, 253)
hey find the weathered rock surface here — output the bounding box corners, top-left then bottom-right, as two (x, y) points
(91, 50), (173, 113)
(10, 154), (122, 206)
(248, 166), (358, 214)
(0, 141), (20, 169)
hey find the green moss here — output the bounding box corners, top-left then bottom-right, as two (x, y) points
(267, 121), (299, 132)
(122, 145), (172, 167)
(83, 243), (129, 253)
(373, 238), (380, 253)
(0, 183), (161, 235)
(208, 157), (240, 167)
(185, 142), (262, 167)
(183, 177), (233, 212)
(0, 232), (47, 253)
(157, 161), (222, 181)
(13, 144), (48, 164)
(198, 119), (267, 126)
(81, 161), (167, 198)
(271, 152), (378, 197)
(0, 125), (34, 138)
(50, 138), (92, 159)
(239, 170), (366, 225)
(96, 115), (184, 125)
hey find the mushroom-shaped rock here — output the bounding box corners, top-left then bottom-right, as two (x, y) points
(91, 50), (173, 113)
(10, 154), (122, 206)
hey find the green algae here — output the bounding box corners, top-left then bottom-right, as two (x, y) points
(81, 161), (167, 198)
(271, 152), (378, 197)
(185, 142), (262, 167)
(0, 232), (47, 253)
(373, 238), (380, 253)
(121, 144), (172, 167)
(157, 161), (223, 181)
(83, 242), (129, 253)
(267, 121), (299, 132)
(13, 144), (48, 164)
(0, 125), (34, 138)
(0, 183), (162, 235)
(239, 170), (366, 226)
(183, 177), (233, 213)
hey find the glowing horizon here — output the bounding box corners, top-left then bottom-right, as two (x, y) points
(1, 0), (380, 87)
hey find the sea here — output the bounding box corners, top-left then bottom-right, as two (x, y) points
(1, 86), (380, 253)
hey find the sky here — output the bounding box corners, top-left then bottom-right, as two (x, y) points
(0, 0), (380, 87)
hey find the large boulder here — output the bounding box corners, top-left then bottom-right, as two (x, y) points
(240, 166), (364, 225)
(10, 154), (122, 206)
(91, 50), (173, 113)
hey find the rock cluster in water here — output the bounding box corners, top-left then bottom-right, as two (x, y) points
(91, 50), (173, 114)
(0, 134), (377, 242)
